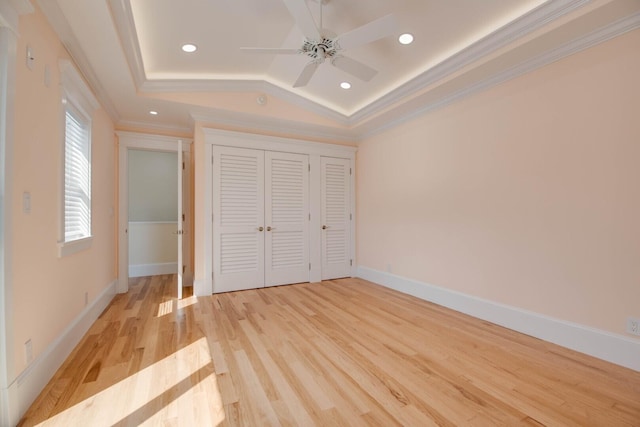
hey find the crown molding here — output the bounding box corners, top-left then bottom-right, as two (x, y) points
(139, 78), (350, 125)
(348, 0), (591, 125)
(357, 10), (640, 139)
(0, 0), (33, 34)
(116, 119), (193, 135)
(107, 0), (146, 88)
(191, 107), (357, 144)
(37, 0), (120, 122)
(107, 0), (597, 132)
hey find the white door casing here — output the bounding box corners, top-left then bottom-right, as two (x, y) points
(177, 140), (183, 299)
(321, 157), (351, 280)
(200, 128), (356, 296)
(117, 132), (193, 294)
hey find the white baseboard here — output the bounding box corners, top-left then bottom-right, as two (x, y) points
(357, 267), (640, 372)
(9, 280), (117, 424)
(129, 262), (177, 278)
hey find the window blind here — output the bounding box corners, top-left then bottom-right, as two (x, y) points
(64, 107), (91, 242)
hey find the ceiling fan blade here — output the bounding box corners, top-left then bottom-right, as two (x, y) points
(331, 55), (378, 81)
(281, 0), (321, 41)
(335, 14), (398, 51)
(293, 61), (320, 88)
(240, 47), (300, 55)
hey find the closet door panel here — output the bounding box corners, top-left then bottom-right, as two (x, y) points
(321, 157), (351, 280)
(265, 152), (310, 286)
(213, 146), (265, 292)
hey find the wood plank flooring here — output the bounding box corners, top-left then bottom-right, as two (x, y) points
(19, 276), (640, 426)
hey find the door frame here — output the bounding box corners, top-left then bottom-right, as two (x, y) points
(117, 131), (193, 294)
(200, 128), (356, 296)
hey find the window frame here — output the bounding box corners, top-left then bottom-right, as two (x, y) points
(57, 59), (99, 258)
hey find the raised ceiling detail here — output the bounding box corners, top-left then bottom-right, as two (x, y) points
(37, 0), (640, 140)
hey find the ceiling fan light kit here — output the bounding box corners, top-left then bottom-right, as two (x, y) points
(241, 0), (399, 88)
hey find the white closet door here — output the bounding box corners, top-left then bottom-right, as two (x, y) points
(321, 157), (351, 280)
(265, 152), (310, 286)
(213, 146), (265, 293)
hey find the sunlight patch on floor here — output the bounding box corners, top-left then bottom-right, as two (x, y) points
(157, 300), (173, 317)
(36, 337), (225, 426)
(178, 295), (197, 310)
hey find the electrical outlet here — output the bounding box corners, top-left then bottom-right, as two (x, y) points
(25, 339), (33, 364)
(627, 317), (640, 336)
(84, 291), (89, 306)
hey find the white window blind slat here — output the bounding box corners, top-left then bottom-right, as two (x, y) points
(64, 107), (91, 242)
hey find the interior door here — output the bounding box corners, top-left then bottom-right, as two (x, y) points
(265, 152), (309, 286)
(213, 146), (265, 293)
(177, 141), (183, 299)
(321, 157), (351, 280)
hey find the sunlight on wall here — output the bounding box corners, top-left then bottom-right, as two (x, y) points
(35, 338), (224, 426)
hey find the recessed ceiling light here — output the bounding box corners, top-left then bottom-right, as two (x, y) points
(340, 82), (351, 90)
(149, 110), (158, 115)
(398, 33), (414, 45)
(181, 43), (197, 53)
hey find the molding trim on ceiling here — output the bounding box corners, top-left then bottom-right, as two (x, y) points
(357, 10), (640, 139)
(139, 78), (350, 125)
(0, 0), (33, 34)
(348, 0), (591, 124)
(117, 119), (193, 135)
(110, 0), (590, 126)
(8, 0), (33, 15)
(36, 0), (120, 122)
(108, 0), (146, 88)
(9, 0), (35, 15)
(191, 108), (358, 144)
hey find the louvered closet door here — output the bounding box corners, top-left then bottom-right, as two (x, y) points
(265, 152), (310, 286)
(213, 146), (265, 293)
(321, 157), (351, 280)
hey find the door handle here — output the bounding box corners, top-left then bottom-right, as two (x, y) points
(322, 225), (330, 230)
(267, 226), (276, 231)
(257, 226), (264, 232)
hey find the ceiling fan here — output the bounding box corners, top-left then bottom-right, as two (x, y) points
(241, 0), (398, 88)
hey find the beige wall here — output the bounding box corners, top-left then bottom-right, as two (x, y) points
(12, 6), (116, 374)
(357, 29), (640, 336)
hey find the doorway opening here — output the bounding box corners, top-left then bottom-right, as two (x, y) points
(117, 133), (192, 298)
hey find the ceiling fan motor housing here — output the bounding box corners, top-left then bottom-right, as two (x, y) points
(301, 37), (339, 62)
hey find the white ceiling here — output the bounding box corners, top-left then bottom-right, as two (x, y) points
(37, 0), (640, 140)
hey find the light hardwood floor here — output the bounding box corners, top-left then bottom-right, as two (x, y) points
(19, 275), (640, 426)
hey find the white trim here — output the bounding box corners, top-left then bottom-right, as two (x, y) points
(201, 128), (356, 295)
(146, 80), (349, 124)
(37, 0), (119, 121)
(191, 109), (357, 144)
(202, 128), (356, 156)
(196, 143), (213, 297)
(129, 262), (178, 278)
(350, 0), (590, 124)
(357, 267), (640, 372)
(0, 24), (18, 427)
(13, 280), (116, 422)
(57, 236), (93, 258)
(117, 119), (193, 136)
(107, 0), (591, 124)
(117, 132), (193, 294)
(359, 11), (640, 138)
(59, 59), (99, 114)
(0, 0), (33, 34)
(128, 220), (178, 225)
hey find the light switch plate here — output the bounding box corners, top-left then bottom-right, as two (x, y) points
(22, 192), (31, 214)
(26, 45), (34, 70)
